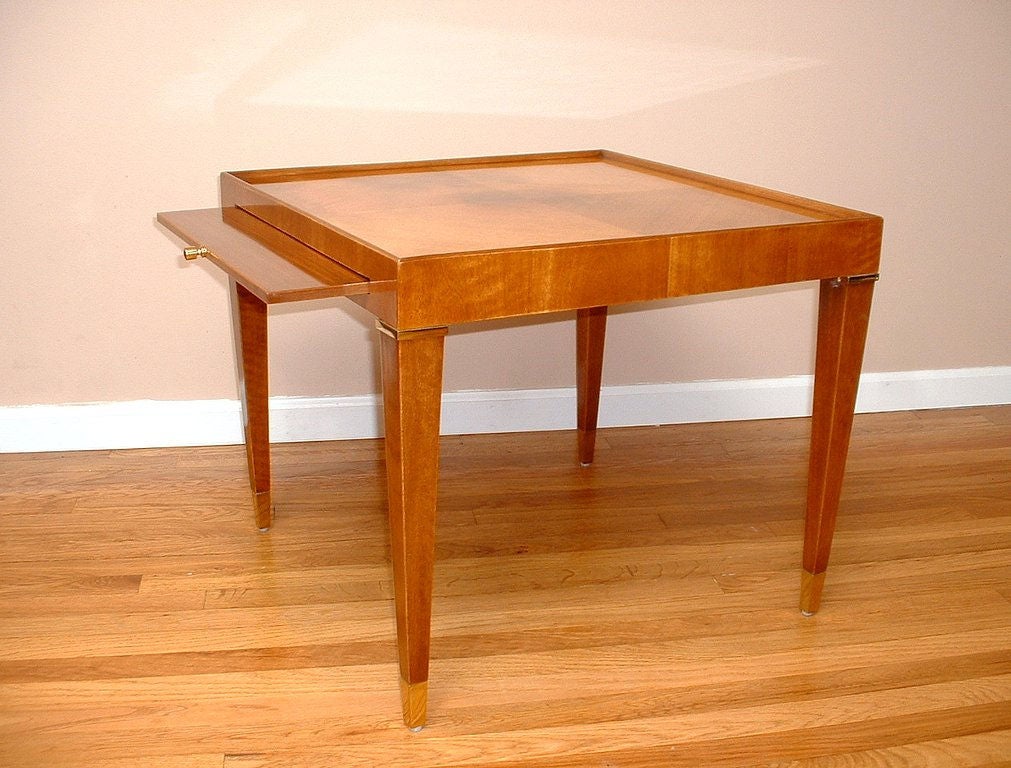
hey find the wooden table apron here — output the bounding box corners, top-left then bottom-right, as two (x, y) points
(156, 150), (883, 730)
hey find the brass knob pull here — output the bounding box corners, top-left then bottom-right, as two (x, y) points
(183, 247), (209, 260)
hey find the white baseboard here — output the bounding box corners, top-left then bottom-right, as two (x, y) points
(1, 367), (1008, 454)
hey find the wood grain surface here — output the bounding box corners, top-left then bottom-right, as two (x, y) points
(2, 406), (1008, 766)
(215, 151), (882, 329)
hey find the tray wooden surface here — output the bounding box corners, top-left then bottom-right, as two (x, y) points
(207, 150), (882, 327)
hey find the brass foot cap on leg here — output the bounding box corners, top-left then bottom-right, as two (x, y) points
(254, 494), (273, 532)
(400, 678), (428, 731)
(800, 570), (827, 616)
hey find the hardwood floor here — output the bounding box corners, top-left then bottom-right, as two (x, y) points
(1, 406), (1008, 767)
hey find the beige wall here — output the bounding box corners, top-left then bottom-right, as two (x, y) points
(2, 0), (1008, 408)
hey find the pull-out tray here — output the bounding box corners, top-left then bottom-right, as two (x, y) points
(156, 207), (390, 304)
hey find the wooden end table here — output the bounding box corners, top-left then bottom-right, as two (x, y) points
(158, 150), (882, 729)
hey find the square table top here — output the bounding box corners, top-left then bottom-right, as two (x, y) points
(170, 150), (883, 328)
(224, 150), (862, 262)
(245, 154), (824, 259)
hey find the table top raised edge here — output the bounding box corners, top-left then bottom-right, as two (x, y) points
(219, 150), (881, 282)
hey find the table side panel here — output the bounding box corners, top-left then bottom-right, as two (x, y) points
(347, 287), (399, 328)
(220, 172), (399, 281)
(394, 238), (670, 328)
(667, 218), (883, 297)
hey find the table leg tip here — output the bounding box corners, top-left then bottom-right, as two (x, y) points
(400, 678), (428, 730)
(253, 494), (273, 531)
(800, 570), (826, 616)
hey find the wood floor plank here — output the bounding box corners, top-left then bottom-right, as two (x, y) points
(7, 677), (1010, 766)
(1, 406), (1008, 767)
(765, 729), (1011, 767)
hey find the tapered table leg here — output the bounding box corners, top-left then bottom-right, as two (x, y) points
(378, 322), (447, 730)
(801, 275), (877, 615)
(576, 306), (607, 466)
(230, 279), (272, 532)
